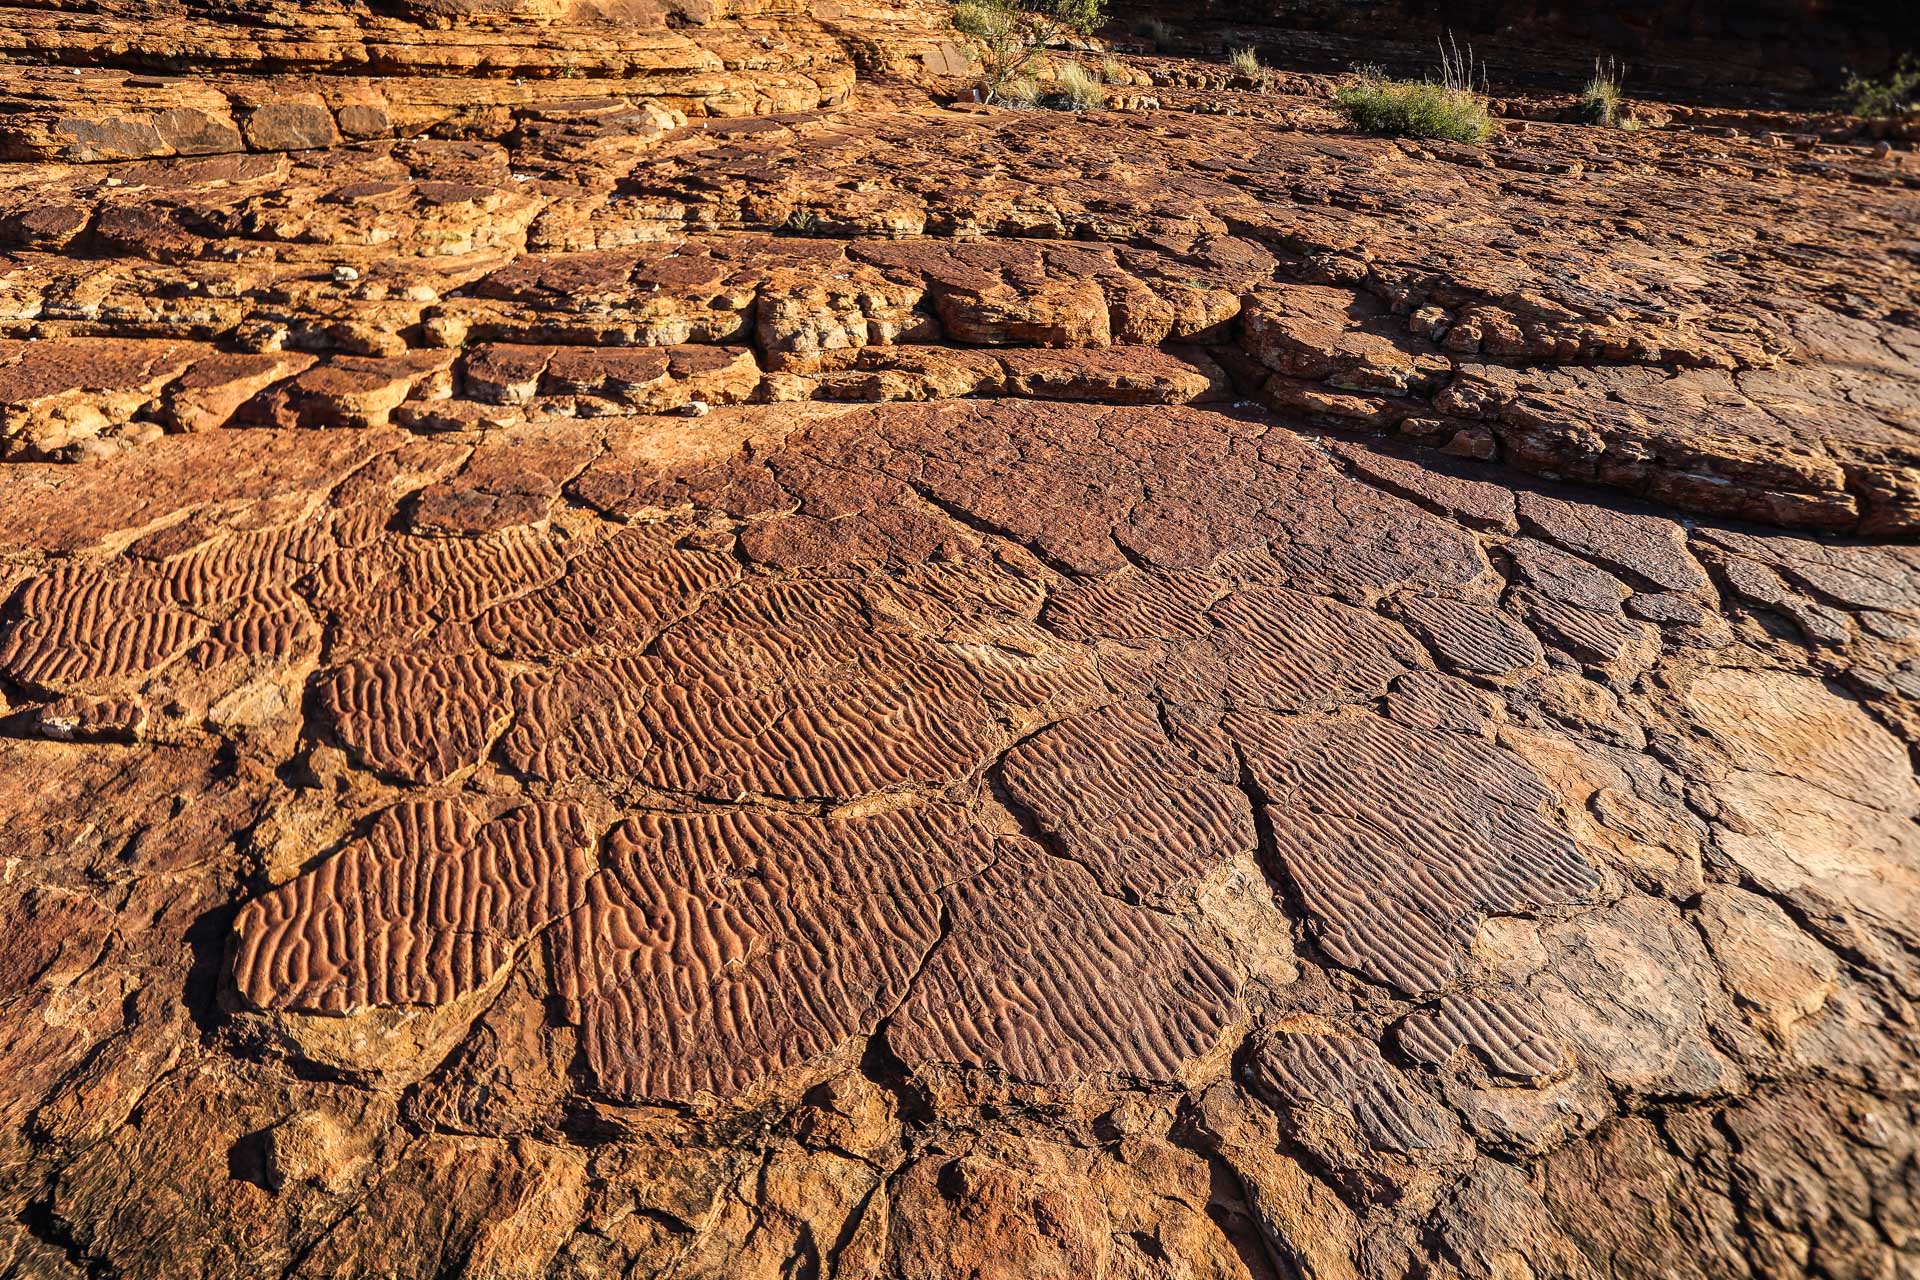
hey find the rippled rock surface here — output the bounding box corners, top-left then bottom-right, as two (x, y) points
(0, 8), (1917, 1278)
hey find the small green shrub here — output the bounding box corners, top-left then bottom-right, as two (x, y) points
(952, 0), (1002, 51)
(954, 0), (1107, 106)
(1844, 53), (1920, 119)
(1578, 56), (1625, 126)
(1334, 70), (1492, 143)
(1099, 54), (1128, 84)
(1048, 59), (1107, 109)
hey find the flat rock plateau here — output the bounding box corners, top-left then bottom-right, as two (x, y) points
(0, 0), (1918, 1276)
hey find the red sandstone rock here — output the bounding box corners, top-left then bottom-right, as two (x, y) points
(0, 7), (1913, 1279)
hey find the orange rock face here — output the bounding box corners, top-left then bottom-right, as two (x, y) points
(0, 3), (1918, 1277)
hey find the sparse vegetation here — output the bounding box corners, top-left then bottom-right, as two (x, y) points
(1133, 16), (1174, 51)
(1844, 53), (1920, 119)
(1047, 59), (1107, 110)
(1333, 38), (1492, 144)
(953, 0), (1107, 107)
(1229, 46), (1268, 87)
(996, 76), (1042, 107)
(1578, 56), (1626, 126)
(1099, 54), (1128, 84)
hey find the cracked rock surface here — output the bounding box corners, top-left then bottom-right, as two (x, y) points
(1, 3), (1919, 1277)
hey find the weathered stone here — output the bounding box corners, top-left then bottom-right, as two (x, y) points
(0, 11), (1912, 1279)
(240, 99), (340, 153)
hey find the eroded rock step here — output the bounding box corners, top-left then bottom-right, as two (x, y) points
(0, 0), (974, 160)
(1, 80), (1915, 532)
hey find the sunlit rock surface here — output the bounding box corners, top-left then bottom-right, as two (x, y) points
(0, 3), (1918, 1276)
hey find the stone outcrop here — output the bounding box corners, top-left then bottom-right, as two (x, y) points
(0, 0), (969, 163)
(0, 4), (1917, 1278)
(0, 59), (1913, 528)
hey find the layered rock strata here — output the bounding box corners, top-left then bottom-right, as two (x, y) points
(0, 0), (969, 162)
(0, 62), (1914, 532)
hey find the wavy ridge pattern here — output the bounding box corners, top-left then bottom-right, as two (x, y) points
(318, 651), (513, 784)
(0, 522), (329, 690)
(1251, 1032), (1454, 1155)
(1397, 994), (1573, 1083)
(233, 800), (595, 1014)
(474, 522), (740, 660)
(505, 579), (1092, 801)
(1232, 711), (1603, 995)
(999, 701), (1254, 903)
(304, 527), (566, 652)
(0, 569), (205, 688)
(1394, 593), (1545, 676)
(1042, 568), (1221, 643)
(1160, 585), (1424, 711)
(551, 804), (993, 1101)
(891, 844), (1241, 1083)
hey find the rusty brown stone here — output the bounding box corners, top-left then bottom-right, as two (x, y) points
(0, 6), (1914, 1278)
